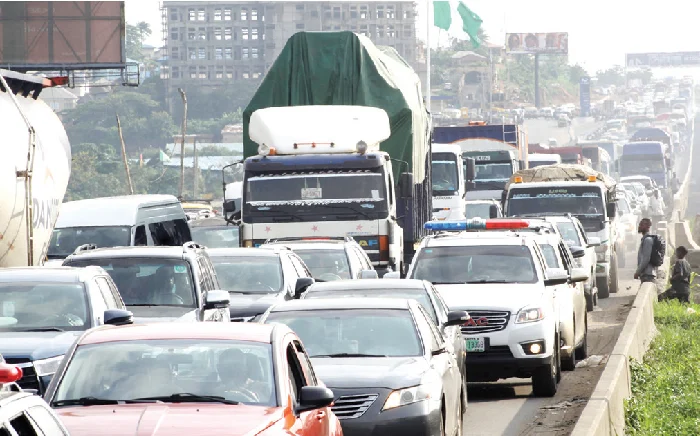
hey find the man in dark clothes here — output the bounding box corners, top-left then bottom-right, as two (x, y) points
(659, 246), (692, 303)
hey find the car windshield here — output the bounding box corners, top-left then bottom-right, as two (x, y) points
(539, 244), (560, 268)
(508, 187), (605, 217)
(0, 283), (89, 331)
(432, 153), (460, 195)
(211, 256), (283, 294)
(66, 258), (197, 307)
(465, 203), (492, 219)
(52, 340), (276, 407)
(265, 309), (422, 358)
(294, 250), (351, 280)
(410, 245), (538, 284)
(48, 226), (131, 258)
(191, 226), (240, 248)
(555, 222), (582, 246)
(303, 288), (437, 325)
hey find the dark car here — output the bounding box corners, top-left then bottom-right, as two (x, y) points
(0, 267), (130, 394)
(300, 279), (467, 379)
(207, 247), (315, 322)
(0, 364), (70, 435)
(62, 243), (231, 323)
(260, 298), (468, 436)
(189, 217), (240, 248)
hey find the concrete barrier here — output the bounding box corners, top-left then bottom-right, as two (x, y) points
(570, 283), (658, 436)
(673, 122), (695, 219)
(674, 221), (700, 250)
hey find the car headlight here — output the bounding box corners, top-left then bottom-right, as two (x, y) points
(33, 355), (64, 377)
(515, 307), (545, 324)
(382, 379), (440, 411)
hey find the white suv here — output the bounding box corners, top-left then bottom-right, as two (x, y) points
(408, 222), (587, 396)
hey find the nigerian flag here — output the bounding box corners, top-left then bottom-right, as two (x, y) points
(433, 1), (483, 48)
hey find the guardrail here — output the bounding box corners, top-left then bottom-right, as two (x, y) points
(672, 119), (697, 219)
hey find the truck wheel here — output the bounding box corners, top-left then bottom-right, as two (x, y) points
(609, 256), (619, 294)
(532, 335), (559, 397)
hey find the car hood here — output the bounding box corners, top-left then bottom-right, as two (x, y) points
(0, 331), (82, 361)
(435, 283), (544, 312)
(228, 293), (283, 318)
(56, 404), (284, 436)
(311, 356), (427, 390)
(128, 306), (198, 323)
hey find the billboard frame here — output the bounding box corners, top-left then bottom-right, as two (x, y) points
(506, 32), (569, 55)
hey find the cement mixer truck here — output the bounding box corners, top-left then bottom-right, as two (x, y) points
(0, 70), (71, 267)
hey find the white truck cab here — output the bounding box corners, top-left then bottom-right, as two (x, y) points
(431, 143), (466, 221)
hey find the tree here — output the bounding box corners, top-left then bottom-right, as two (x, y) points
(125, 21), (151, 61)
(569, 64), (589, 85)
(596, 66), (625, 87)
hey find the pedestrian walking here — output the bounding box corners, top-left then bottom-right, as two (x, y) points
(649, 189), (665, 230)
(659, 246), (692, 303)
(634, 218), (657, 286)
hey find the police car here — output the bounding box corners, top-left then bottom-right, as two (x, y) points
(0, 363), (70, 434)
(407, 219), (588, 397)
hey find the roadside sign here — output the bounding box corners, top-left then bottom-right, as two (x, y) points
(626, 52), (700, 68)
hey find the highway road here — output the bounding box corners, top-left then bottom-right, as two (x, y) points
(524, 117), (603, 146)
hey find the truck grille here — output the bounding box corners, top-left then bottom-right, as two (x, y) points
(331, 393), (378, 419)
(461, 310), (511, 334)
(3, 358), (40, 392)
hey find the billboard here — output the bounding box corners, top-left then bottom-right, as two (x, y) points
(626, 52), (700, 68)
(579, 76), (591, 117)
(506, 32), (568, 55)
(0, 1), (125, 69)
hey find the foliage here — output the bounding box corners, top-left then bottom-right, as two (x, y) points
(170, 81), (260, 123)
(596, 66), (625, 87)
(625, 300), (700, 435)
(126, 21), (151, 61)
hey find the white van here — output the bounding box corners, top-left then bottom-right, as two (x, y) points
(45, 195), (191, 263)
(528, 153), (562, 168)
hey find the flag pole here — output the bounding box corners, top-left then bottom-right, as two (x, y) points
(426, 0), (431, 114)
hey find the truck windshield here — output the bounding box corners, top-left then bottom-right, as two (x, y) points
(468, 162), (513, 191)
(432, 153), (460, 195)
(507, 187), (605, 218)
(620, 155), (666, 174)
(48, 226), (131, 258)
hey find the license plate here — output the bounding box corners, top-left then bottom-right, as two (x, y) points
(465, 337), (485, 352)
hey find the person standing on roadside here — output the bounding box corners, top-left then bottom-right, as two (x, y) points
(634, 218), (657, 285)
(649, 189), (665, 229)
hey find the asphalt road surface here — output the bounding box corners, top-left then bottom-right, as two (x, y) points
(524, 117), (602, 146)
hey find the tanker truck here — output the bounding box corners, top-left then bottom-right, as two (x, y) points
(0, 70), (71, 267)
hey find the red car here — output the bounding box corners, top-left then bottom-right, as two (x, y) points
(43, 319), (343, 436)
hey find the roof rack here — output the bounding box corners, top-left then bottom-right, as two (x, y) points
(73, 244), (97, 255)
(183, 241), (206, 251)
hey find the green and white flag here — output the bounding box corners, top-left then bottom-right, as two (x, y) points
(433, 1), (483, 48)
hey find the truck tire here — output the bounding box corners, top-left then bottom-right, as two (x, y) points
(609, 255), (619, 294)
(532, 335), (560, 397)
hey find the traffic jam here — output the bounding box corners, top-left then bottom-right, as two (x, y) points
(0, 20), (691, 436)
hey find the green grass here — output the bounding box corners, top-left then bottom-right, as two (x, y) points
(625, 301), (700, 435)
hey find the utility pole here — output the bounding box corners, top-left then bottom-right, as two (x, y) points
(488, 49), (494, 123)
(193, 137), (198, 198)
(534, 53), (540, 108)
(178, 88), (187, 200)
(116, 114), (134, 195)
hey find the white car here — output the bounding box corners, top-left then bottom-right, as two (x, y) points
(408, 219), (587, 397)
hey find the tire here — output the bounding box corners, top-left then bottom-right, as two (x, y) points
(456, 391), (464, 436)
(532, 335), (559, 397)
(439, 406), (446, 436)
(561, 320), (577, 371)
(598, 275), (611, 299)
(586, 291), (594, 312)
(576, 315), (588, 360)
(609, 255), (619, 294)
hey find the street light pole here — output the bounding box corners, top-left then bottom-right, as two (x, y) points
(178, 88), (187, 200)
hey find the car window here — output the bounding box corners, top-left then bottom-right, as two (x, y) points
(286, 344), (305, 403)
(210, 256), (283, 293)
(27, 406), (67, 435)
(48, 226), (131, 258)
(0, 425), (9, 436)
(294, 249), (352, 280)
(95, 277), (119, 308)
(539, 244), (560, 268)
(430, 284), (450, 322)
(417, 305), (444, 352)
(555, 222), (581, 246)
(134, 225), (147, 246)
(289, 254), (312, 278)
(8, 413), (39, 436)
(0, 283), (89, 332)
(149, 219), (191, 246)
(294, 340), (317, 385)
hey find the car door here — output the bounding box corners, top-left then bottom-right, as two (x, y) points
(284, 341), (327, 435)
(559, 243), (586, 343)
(88, 278), (110, 325)
(293, 339), (333, 435)
(429, 283), (465, 376)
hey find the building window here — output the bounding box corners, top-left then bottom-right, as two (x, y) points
(252, 28), (258, 40)
(188, 47), (196, 59)
(251, 48), (259, 59)
(242, 48), (249, 59)
(224, 47), (232, 59)
(188, 27), (195, 40)
(360, 24), (369, 37)
(296, 4), (304, 11)
(243, 72), (250, 79)
(350, 25), (357, 31)
(387, 25), (396, 38)
(226, 71), (233, 79)
(214, 8), (222, 21)
(242, 28), (249, 40)
(310, 9), (318, 18)
(333, 25), (340, 30)
(403, 10), (412, 19)
(197, 8), (205, 21)
(198, 27), (206, 40)
(377, 26), (385, 38)
(216, 68), (224, 79)
(252, 71), (261, 79)
(214, 28), (222, 40)
(189, 66), (197, 79)
(360, 6), (368, 19)
(224, 8), (232, 20)
(215, 48), (223, 60)
(377, 6), (384, 19)
(296, 23), (304, 30)
(333, 7), (340, 19)
(198, 47), (206, 59)
(171, 47), (179, 59)
(170, 30), (178, 41)
(188, 8), (195, 21)
(251, 9), (258, 21)
(323, 6), (331, 18)
(387, 6), (395, 19)
(350, 6), (358, 19)
(322, 25), (331, 31)
(241, 8), (248, 20)
(169, 8), (178, 21)
(199, 68), (207, 79)
(224, 27), (232, 40)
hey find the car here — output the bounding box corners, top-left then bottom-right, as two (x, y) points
(0, 266), (131, 394)
(181, 201), (216, 221)
(557, 114), (571, 127)
(465, 199), (502, 220)
(298, 278), (467, 379)
(615, 195), (639, 259)
(189, 216), (240, 248)
(618, 185), (644, 216)
(43, 321), (342, 436)
(260, 298), (467, 436)
(206, 247), (315, 322)
(62, 243), (231, 323)
(620, 181), (649, 214)
(410, 219), (587, 396)
(261, 237), (377, 281)
(0, 364), (71, 435)
(530, 231), (589, 371)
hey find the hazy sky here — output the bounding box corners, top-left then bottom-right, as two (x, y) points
(126, 0), (700, 74)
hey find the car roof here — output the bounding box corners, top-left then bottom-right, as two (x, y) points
(55, 195), (180, 228)
(0, 267), (101, 283)
(307, 279), (427, 293)
(66, 246), (191, 260)
(80, 322), (277, 345)
(189, 217), (232, 228)
(268, 297), (413, 313)
(207, 247), (281, 258)
(262, 242), (347, 251)
(424, 231), (537, 247)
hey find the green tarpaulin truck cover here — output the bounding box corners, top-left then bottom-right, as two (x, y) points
(243, 31), (430, 184)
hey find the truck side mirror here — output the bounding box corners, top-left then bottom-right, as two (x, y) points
(465, 158), (476, 182)
(399, 172), (414, 198)
(223, 199), (238, 214)
(606, 202), (617, 219)
(489, 205), (499, 218)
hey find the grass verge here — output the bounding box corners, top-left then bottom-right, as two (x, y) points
(625, 300), (700, 435)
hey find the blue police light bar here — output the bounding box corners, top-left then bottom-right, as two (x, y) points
(424, 219), (530, 232)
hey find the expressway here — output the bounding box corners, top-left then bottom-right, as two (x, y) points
(524, 117), (603, 147)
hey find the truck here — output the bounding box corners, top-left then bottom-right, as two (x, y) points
(0, 70), (71, 267)
(504, 164), (620, 299)
(431, 143), (467, 221)
(232, 31), (431, 275)
(619, 141), (673, 206)
(433, 123), (528, 201)
(529, 144), (590, 166)
(577, 140), (622, 178)
(580, 144), (613, 176)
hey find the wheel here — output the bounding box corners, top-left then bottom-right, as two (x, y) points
(598, 274), (611, 299)
(609, 255), (619, 294)
(576, 315), (588, 360)
(439, 406), (446, 436)
(561, 320), (577, 371)
(456, 391), (464, 436)
(586, 291), (594, 312)
(532, 335), (560, 397)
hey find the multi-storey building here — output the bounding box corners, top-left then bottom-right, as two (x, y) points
(161, 1), (418, 108)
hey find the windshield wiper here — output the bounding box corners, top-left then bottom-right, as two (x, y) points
(312, 353), (388, 358)
(465, 280), (509, 284)
(21, 327), (64, 332)
(319, 204), (373, 220)
(53, 397), (120, 407)
(132, 393), (239, 405)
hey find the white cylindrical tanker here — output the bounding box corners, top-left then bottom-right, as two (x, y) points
(0, 70), (71, 267)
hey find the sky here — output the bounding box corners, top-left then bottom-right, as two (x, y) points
(126, 0), (700, 74)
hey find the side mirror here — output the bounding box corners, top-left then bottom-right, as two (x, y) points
(465, 158), (476, 182)
(570, 268), (589, 283)
(398, 172), (414, 198)
(544, 268), (569, 286)
(569, 246), (586, 259)
(358, 270), (379, 279)
(223, 199), (238, 214)
(587, 237), (601, 247)
(383, 271), (401, 279)
(444, 310), (470, 328)
(103, 309), (134, 326)
(294, 277), (315, 299)
(204, 290), (230, 310)
(606, 202), (617, 219)
(295, 386), (335, 414)
(489, 204), (499, 218)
